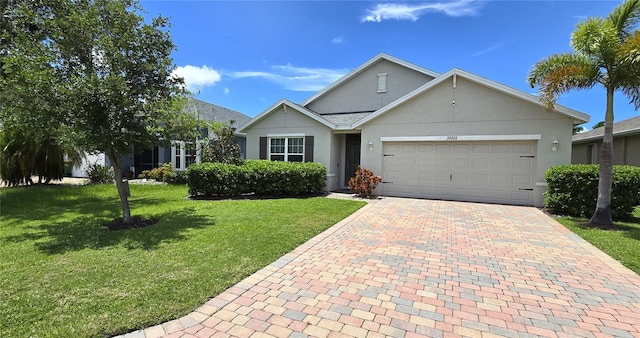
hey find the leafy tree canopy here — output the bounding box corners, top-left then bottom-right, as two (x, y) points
(201, 121), (244, 166)
(1, 0), (197, 224)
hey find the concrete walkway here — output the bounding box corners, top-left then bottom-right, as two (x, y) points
(118, 198), (640, 338)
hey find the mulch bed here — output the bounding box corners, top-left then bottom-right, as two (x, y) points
(104, 217), (158, 231)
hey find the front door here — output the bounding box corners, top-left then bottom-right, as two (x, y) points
(344, 134), (361, 186)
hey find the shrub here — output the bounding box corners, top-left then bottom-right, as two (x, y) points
(138, 170), (151, 179)
(187, 160), (326, 197)
(86, 163), (114, 184)
(545, 164), (640, 220)
(348, 166), (382, 198)
(162, 170), (188, 185)
(138, 163), (174, 182)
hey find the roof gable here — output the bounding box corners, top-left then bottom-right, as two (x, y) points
(353, 68), (590, 128)
(301, 53), (440, 107)
(238, 99), (335, 132)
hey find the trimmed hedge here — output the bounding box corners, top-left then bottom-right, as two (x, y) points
(187, 160), (327, 197)
(545, 164), (640, 220)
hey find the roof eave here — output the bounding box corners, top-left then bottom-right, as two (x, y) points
(353, 68), (590, 128)
(573, 128), (640, 143)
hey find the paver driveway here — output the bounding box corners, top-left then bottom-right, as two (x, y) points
(119, 198), (640, 338)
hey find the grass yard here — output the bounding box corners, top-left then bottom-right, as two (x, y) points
(554, 209), (640, 275)
(0, 184), (365, 337)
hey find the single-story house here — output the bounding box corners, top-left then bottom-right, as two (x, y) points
(572, 115), (640, 166)
(239, 53), (590, 207)
(71, 98), (250, 177)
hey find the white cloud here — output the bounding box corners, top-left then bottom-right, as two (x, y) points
(332, 35), (344, 44)
(470, 43), (503, 57)
(362, 0), (482, 22)
(223, 87), (230, 95)
(228, 64), (348, 91)
(171, 65), (222, 91)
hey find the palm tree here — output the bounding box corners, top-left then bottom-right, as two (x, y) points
(0, 128), (84, 186)
(528, 0), (640, 226)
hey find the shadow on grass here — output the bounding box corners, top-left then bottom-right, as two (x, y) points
(3, 207), (214, 254)
(571, 217), (640, 241)
(0, 184), (166, 223)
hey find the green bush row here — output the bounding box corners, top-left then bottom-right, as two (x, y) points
(187, 160), (327, 197)
(545, 164), (640, 220)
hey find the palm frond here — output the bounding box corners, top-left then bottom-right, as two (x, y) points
(528, 53), (599, 109)
(619, 30), (640, 66)
(571, 17), (619, 65)
(607, 0), (640, 38)
(616, 31), (640, 109)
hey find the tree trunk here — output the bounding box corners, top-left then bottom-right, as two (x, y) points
(110, 156), (133, 224)
(589, 87), (614, 227)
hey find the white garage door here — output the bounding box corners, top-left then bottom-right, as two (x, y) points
(382, 141), (536, 205)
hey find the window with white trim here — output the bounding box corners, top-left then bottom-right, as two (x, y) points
(269, 137), (304, 162)
(171, 140), (206, 170)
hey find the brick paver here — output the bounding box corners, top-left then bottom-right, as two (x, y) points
(115, 197), (640, 337)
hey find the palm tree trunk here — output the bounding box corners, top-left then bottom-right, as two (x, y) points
(589, 87), (614, 226)
(109, 154), (133, 224)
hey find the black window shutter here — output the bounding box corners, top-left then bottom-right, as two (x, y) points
(259, 137), (267, 159)
(305, 136), (314, 162)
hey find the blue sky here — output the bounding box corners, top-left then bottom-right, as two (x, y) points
(142, 0), (637, 129)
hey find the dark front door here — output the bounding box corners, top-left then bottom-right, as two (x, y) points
(345, 134), (361, 186)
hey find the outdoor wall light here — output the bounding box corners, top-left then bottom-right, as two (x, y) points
(368, 141), (374, 151)
(552, 139), (559, 152)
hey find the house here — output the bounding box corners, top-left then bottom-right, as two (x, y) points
(239, 53), (589, 207)
(71, 98), (250, 177)
(572, 115), (640, 166)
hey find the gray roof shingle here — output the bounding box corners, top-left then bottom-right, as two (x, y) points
(184, 98), (251, 127)
(573, 115), (640, 143)
(316, 112), (374, 127)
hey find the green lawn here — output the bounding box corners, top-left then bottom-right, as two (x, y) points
(0, 184), (365, 337)
(554, 209), (640, 275)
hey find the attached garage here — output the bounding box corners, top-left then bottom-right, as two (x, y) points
(381, 139), (537, 205)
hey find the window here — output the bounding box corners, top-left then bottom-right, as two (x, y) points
(269, 137), (304, 162)
(172, 140), (205, 170)
(185, 142), (197, 167)
(174, 144), (182, 170)
(377, 73), (388, 93)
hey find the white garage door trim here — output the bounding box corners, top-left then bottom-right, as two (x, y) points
(382, 140), (537, 206)
(380, 134), (542, 142)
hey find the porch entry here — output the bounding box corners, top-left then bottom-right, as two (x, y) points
(134, 146), (159, 177)
(344, 134), (361, 186)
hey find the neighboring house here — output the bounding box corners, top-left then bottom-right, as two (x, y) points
(71, 98), (250, 177)
(239, 53), (589, 207)
(572, 115), (640, 166)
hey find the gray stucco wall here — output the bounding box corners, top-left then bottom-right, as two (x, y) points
(624, 135), (640, 166)
(571, 143), (591, 164)
(306, 59), (435, 114)
(358, 76), (574, 207)
(573, 134), (640, 166)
